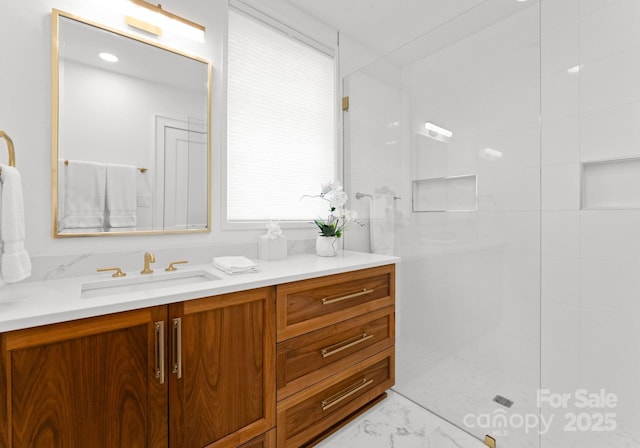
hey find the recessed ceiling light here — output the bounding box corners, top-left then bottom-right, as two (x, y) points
(98, 52), (119, 63)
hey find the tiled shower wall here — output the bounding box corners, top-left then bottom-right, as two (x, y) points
(344, 0), (640, 446)
(541, 0), (640, 446)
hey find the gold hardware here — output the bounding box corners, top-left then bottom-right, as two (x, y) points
(96, 267), (127, 277)
(342, 96), (349, 111)
(165, 260), (189, 271)
(141, 252), (156, 274)
(172, 318), (182, 378)
(484, 435), (497, 448)
(0, 130), (16, 176)
(125, 15), (162, 36)
(64, 160), (148, 173)
(321, 333), (374, 358)
(322, 288), (374, 305)
(321, 378), (373, 411)
(130, 0), (205, 33)
(154, 321), (165, 384)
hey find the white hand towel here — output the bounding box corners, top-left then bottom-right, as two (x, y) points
(211, 256), (260, 275)
(106, 163), (137, 228)
(0, 165), (31, 283)
(370, 193), (395, 255)
(63, 160), (106, 229)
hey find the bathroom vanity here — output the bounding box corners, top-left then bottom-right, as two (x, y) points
(0, 252), (397, 448)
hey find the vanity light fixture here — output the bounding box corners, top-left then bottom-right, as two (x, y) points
(424, 122), (453, 138)
(98, 52), (119, 63)
(126, 0), (205, 42)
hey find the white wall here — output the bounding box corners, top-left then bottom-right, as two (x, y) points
(0, 0), (337, 259)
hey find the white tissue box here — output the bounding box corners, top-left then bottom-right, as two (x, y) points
(258, 234), (287, 261)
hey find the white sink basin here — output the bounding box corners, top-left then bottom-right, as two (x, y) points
(81, 270), (220, 299)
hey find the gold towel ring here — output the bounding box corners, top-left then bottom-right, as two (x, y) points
(0, 130), (16, 176)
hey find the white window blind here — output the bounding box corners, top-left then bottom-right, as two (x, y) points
(226, 7), (336, 221)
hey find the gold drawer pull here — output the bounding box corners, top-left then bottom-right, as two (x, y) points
(322, 288), (374, 305)
(154, 321), (165, 384)
(321, 378), (374, 411)
(321, 333), (374, 358)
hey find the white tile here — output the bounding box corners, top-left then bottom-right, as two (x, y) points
(581, 0), (640, 63)
(477, 43), (539, 95)
(447, 136), (478, 177)
(580, 101), (640, 162)
(542, 70), (580, 121)
(478, 167), (541, 211)
(542, 255), (580, 306)
(580, 258), (640, 315)
(542, 114), (580, 166)
(580, 47), (640, 112)
(415, 133), (447, 179)
(542, 0), (580, 27)
(580, 307), (640, 372)
(478, 211), (541, 256)
(542, 17), (580, 76)
(478, 123), (540, 172)
(542, 164), (581, 210)
(542, 301), (580, 352)
(580, 0), (622, 15)
(580, 210), (640, 262)
(477, 80), (540, 134)
(542, 211), (580, 258)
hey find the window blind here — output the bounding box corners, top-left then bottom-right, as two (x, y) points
(226, 8), (336, 221)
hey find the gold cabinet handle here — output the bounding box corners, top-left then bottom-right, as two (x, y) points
(321, 333), (374, 358)
(165, 260), (189, 271)
(154, 321), (165, 384)
(321, 378), (373, 411)
(96, 267), (126, 277)
(322, 288), (374, 305)
(172, 318), (182, 379)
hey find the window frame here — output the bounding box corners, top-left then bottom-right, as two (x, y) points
(221, 0), (341, 230)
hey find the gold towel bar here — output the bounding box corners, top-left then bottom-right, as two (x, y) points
(64, 160), (148, 173)
(0, 130), (16, 176)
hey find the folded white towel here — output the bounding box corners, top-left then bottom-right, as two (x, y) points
(211, 256), (260, 275)
(0, 165), (31, 283)
(63, 160), (106, 229)
(370, 193), (395, 255)
(106, 163), (137, 228)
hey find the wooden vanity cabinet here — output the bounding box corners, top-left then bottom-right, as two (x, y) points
(275, 265), (395, 447)
(0, 306), (168, 448)
(0, 263), (395, 448)
(168, 287), (276, 448)
(0, 287), (276, 448)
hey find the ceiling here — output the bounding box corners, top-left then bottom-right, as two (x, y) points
(282, 0), (488, 56)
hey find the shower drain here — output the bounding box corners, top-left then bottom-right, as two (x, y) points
(493, 395), (514, 408)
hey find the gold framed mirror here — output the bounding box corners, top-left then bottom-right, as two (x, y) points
(51, 9), (211, 237)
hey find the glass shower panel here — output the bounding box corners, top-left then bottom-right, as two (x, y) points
(344, 1), (541, 447)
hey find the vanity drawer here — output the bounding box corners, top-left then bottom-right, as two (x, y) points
(238, 429), (275, 448)
(276, 349), (394, 448)
(276, 264), (395, 341)
(276, 306), (394, 401)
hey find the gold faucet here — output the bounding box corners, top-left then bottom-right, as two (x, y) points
(141, 252), (156, 274)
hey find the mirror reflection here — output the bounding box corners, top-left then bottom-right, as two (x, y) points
(53, 10), (211, 236)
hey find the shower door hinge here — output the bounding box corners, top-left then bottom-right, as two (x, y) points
(342, 96), (349, 111)
(484, 435), (497, 448)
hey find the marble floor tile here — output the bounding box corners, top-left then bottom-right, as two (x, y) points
(315, 390), (485, 448)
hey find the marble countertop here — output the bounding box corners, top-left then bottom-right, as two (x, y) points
(0, 251), (399, 332)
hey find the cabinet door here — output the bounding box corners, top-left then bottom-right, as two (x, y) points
(0, 307), (168, 448)
(169, 287), (276, 448)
